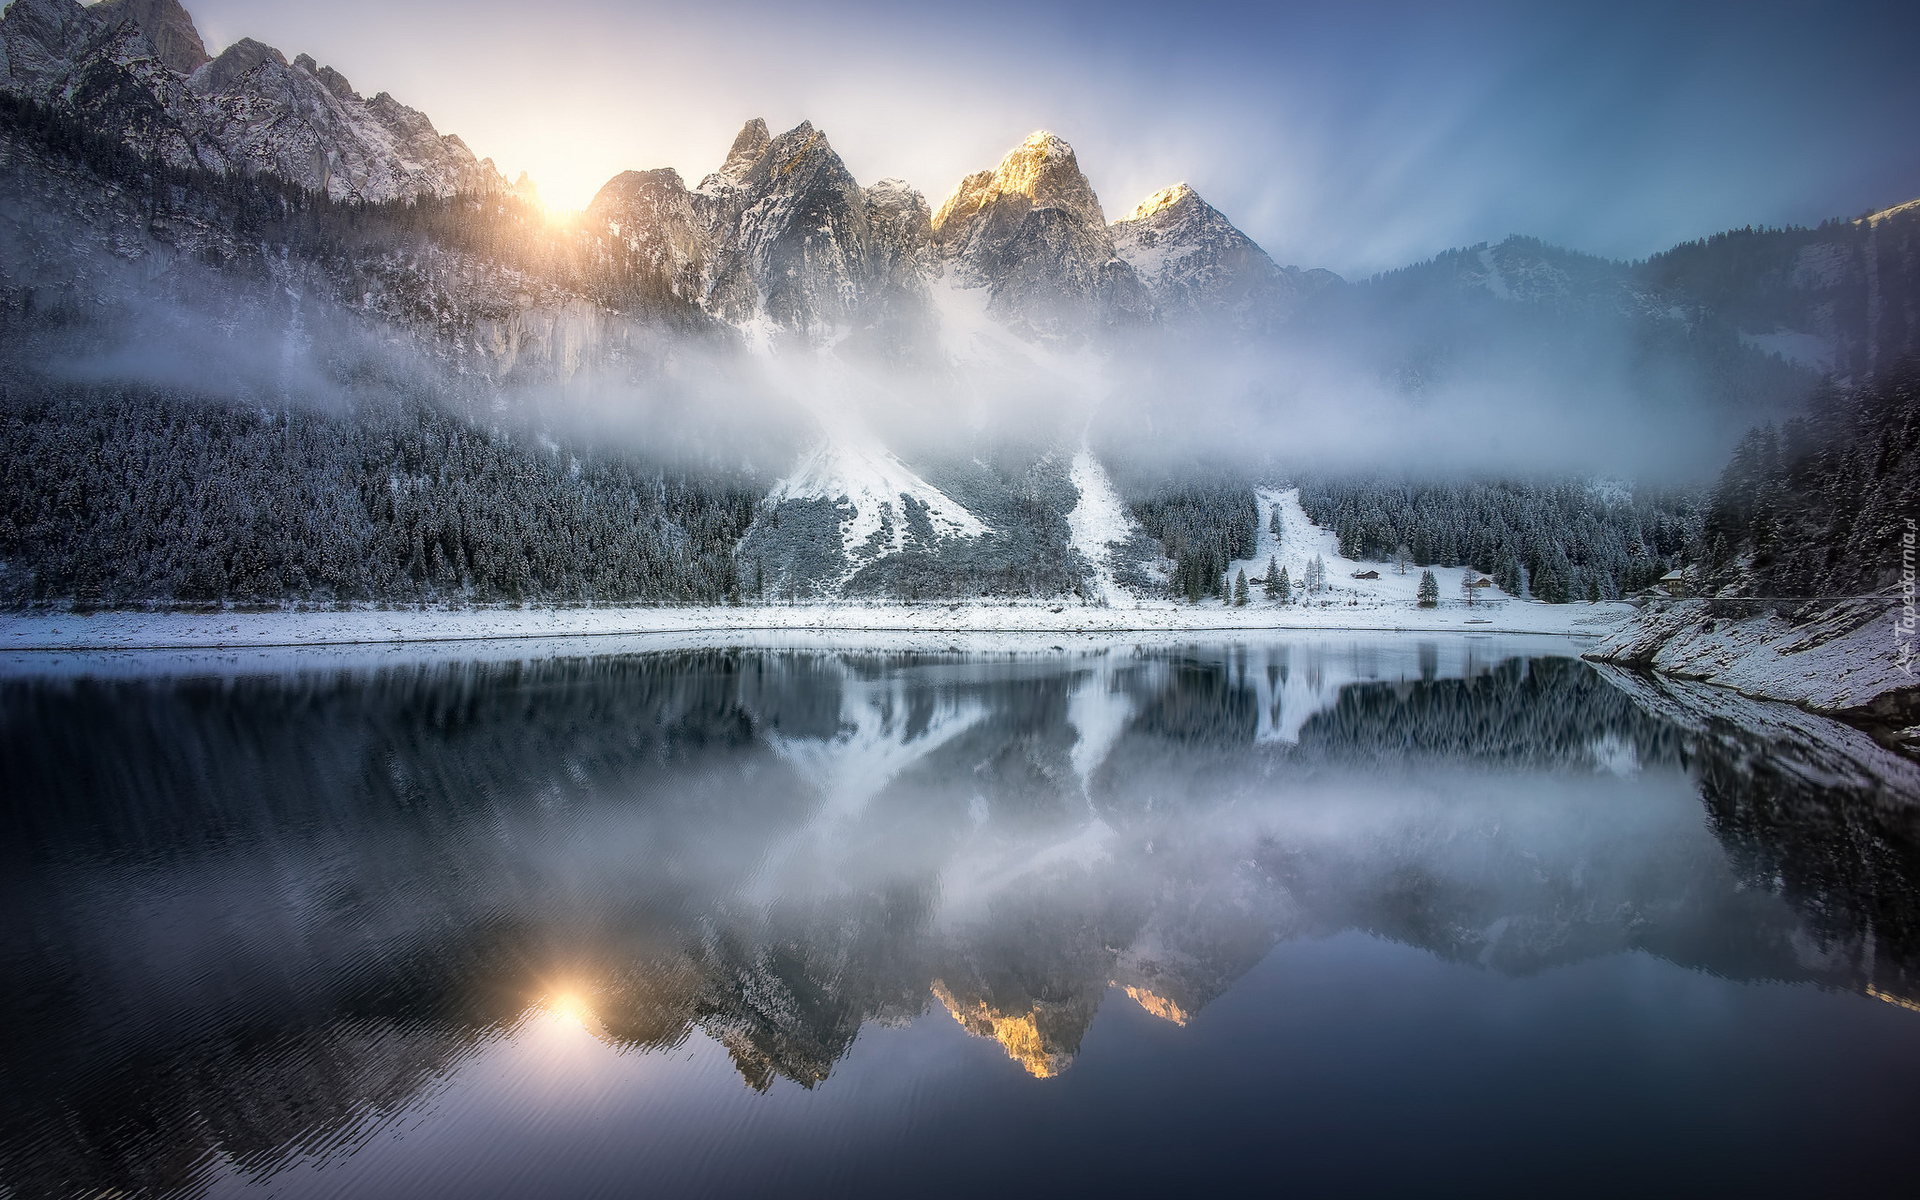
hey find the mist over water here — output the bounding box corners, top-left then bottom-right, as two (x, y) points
(4, 638), (1918, 1197)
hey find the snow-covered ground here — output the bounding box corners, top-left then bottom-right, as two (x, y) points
(1066, 448), (1137, 603)
(0, 594), (1629, 656)
(0, 483), (1632, 655)
(771, 434), (987, 576)
(1227, 487), (1518, 612)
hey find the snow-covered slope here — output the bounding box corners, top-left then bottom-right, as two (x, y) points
(1065, 447), (1137, 603)
(769, 435), (988, 586)
(1229, 487), (1522, 612)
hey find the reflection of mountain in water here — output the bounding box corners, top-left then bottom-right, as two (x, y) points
(2, 641), (1917, 1196)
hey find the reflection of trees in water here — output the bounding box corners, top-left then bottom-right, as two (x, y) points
(2, 647), (1916, 1196)
(1696, 722), (1920, 1007)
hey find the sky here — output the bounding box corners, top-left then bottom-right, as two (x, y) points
(169, 0), (1920, 278)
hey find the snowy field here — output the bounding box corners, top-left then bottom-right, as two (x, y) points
(0, 487), (1632, 653)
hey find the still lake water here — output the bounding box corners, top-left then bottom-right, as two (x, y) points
(4, 635), (1920, 1198)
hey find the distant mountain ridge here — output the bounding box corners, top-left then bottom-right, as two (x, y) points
(3, 0), (1914, 372)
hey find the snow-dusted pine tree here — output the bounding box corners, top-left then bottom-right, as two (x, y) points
(1417, 570), (1439, 607)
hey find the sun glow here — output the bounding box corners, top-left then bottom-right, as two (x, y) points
(538, 986), (612, 1041)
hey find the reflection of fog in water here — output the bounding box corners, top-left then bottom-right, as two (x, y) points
(2, 639), (1918, 1196)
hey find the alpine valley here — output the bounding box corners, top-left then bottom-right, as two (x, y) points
(3, 0), (1919, 612)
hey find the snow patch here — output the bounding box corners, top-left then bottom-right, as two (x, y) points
(771, 435), (987, 582)
(1225, 487), (1529, 614)
(1066, 449), (1135, 602)
(1477, 246), (1512, 300)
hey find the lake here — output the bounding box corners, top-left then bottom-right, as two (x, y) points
(3, 635), (1918, 1198)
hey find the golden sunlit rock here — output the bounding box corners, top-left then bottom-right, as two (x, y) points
(931, 982), (1073, 1079)
(1123, 985), (1190, 1026)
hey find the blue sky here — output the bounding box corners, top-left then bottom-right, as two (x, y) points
(175, 0), (1920, 276)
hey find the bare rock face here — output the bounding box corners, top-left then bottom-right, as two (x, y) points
(186, 40), (494, 201)
(0, 0), (498, 202)
(727, 121), (874, 333)
(0, 0), (99, 96)
(1112, 182), (1334, 331)
(93, 0), (208, 75)
(589, 168), (710, 304)
(931, 131), (1149, 342)
(863, 177), (932, 283)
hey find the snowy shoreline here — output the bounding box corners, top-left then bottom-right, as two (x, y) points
(0, 488), (1633, 655)
(0, 596), (1631, 654)
(1583, 595), (1917, 727)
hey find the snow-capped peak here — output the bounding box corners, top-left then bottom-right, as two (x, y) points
(1121, 182), (1198, 223)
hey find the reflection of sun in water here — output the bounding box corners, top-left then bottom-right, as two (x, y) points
(536, 986), (610, 1042)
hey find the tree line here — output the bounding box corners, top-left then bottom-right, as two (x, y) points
(1296, 474), (1698, 602)
(1701, 357), (1920, 597)
(0, 384), (759, 606)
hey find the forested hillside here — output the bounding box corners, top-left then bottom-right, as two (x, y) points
(0, 385), (761, 606)
(1127, 479), (1258, 602)
(1701, 358), (1920, 596)
(1297, 475), (1700, 602)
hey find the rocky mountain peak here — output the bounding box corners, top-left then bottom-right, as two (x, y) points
(187, 36), (285, 94)
(291, 52), (357, 101)
(927, 129), (1141, 342)
(993, 131), (1105, 220)
(697, 116), (773, 197)
(1112, 181), (1334, 330)
(92, 0), (208, 75)
(1120, 182), (1199, 224)
(932, 130), (1109, 246)
(717, 117), (770, 178)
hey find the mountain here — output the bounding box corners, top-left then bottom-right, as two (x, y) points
(588, 117), (938, 352)
(1111, 182), (1337, 331)
(1640, 202), (1920, 379)
(0, 0), (500, 200)
(3, 0), (1914, 608)
(931, 130), (1150, 343)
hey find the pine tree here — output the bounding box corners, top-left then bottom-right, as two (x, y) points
(1417, 570), (1439, 607)
(1276, 566), (1291, 604)
(1234, 568), (1249, 606)
(1269, 507), (1281, 536)
(1263, 555), (1281, 599)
